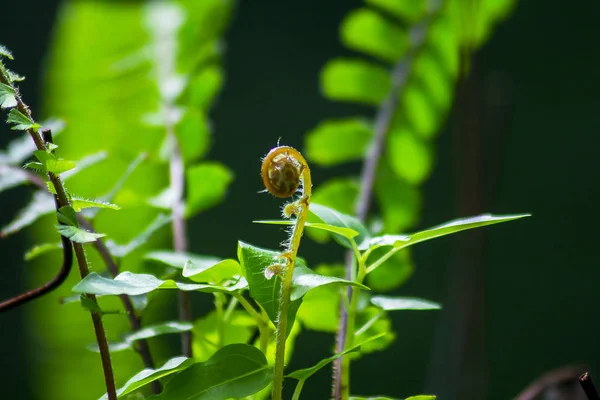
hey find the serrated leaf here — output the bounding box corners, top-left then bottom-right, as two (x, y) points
(370, 296), (441, 311)
(6, 69), (25, 83)
(365, 0), (427, 23)
(33, 150), (76, 174)
(72, 271), (247, 296)
(341, 8), (409, 63)
(24, 242), (62, 261)
(321, 59), (390, 105)
(387, 128), (433, 185)
(56, 225), (105, 243)
(153, 344), (271, 400)
(71, 197), (120, 212)
(305, 118), (372, 166)
(8, 109), (39, 131)
(309, 203), (370, 249)
(237, 242), (367, 331)
(1, 191), (54, 237)
(0, 82), (17, 109)
(253, 220), (359, 240)
(99, 357), (194, 400)
(286, 334), (384, 381)
(185, 162), (233, 217)
(106, 213), (171, 258)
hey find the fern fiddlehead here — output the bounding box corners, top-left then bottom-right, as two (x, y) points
(261, 145), (312, 400)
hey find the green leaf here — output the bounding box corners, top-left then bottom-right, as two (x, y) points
(185, 162), (233, 217)
(405, 397), (436, 400)
(192, 310), (255, 361)
(145, 250), (217, 269)
(153, 344), (272, 400)
(8, 109), (39, 131)
(62, 151), (108, 180)
(400, 213), (531, 249)
(365, 0), (427, 23)
(320, 59), (390, 105)
(58, 206), (78, 226)
(366, 249), (413, 292)
(309, 203), (370, 249)
(175, 109), (210, 162)
(367, 234), (411, 251)
(99, 357), (194, 400)
(0, 82), (17, 109)
(1, 191), (55, 237)
(286, 333), (385, 381)
(253, 220), (359, 241)
(354, 306), (395, 355)
(341, 8), (409, 63)
(183, 258), (241, 284)
(56, 225), (105, 243)
(0, 45), (14, 59)
(24, 242), (62, 261)
(33, 150), (76, 174)
(237, 242), (366, 330)
(71, 198), (120, 212)
(370, 296), (441, 311)
(297, 284), (339, 333)
(350, 397), (399, 400)
(387, 128), (433, 185)
(375, 159), (421, 232)
(128, 321), (193, 342)
(6, 69), (25, 83)
(72, 271), (247, 296)
(106, 213), (171, 258)
(305, 118), (372, 166)
(187, 65), (224, 111)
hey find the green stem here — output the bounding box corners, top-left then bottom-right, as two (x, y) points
(236, 294), (270, 354)
(0, 62), (117, 400)
(291, 379), (306, 400)
(340, 257), (367, 400)
(214, 293), (225, 349)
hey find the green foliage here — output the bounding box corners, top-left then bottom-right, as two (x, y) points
(7, 109), (39, 131)
(152, 344), (272, 400)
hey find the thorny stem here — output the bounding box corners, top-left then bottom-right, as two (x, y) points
(0, 63), (117, 400)
(270, 148), (312, 400)
(333, 8), (441, 398)
(20, 168), (161, 393)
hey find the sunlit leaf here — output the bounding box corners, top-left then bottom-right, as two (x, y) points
(56, 224), (105, 243)
(8, 108), (39, 131)
(99, 357), (194, 400)
(238, 242), (366, 331)
(183, 258), (241, 284)
(106, 213), (171, 258)
(341, 8), (408, 63)
(321, 59), (390, 105)
(253, 220), (359, 240)
(127, 321), (193, 343)
(0, 83), (17, 109)
(370, 296), (441, 311)
(153, 344), (272, 400)
(71, 197), (120, 212)
(185, 162), (233, 217)
(187, 65), (223, 111)
(309, 203), (370, 249)
(0, 45), (13, 59)
(72, 271), (247, 296)
(33, 150), (76, 174)
(192, 310), (255, 361)
(24, 242), (62, 261)
(175, 109), (210, 163)
(387, 128), (433, 185)
(366, 249), (413, 292)
(305, 118), (372, 165)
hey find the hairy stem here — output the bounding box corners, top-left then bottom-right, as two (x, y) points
(236, 294), (270, 354)
(271, 150), (312, 400)
(0, 65), (117, 400)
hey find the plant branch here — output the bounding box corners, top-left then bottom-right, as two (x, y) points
(0, 65), (117, 400)
(333, 10), (439, 397)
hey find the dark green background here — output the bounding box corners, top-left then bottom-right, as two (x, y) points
(1, 1), (598, 399)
